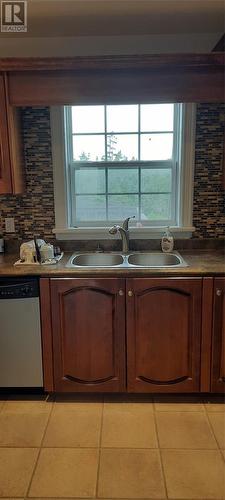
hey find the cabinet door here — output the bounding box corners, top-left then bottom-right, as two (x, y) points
(50, 278), (126, 392)
(127, 278), (202, 393)
(0, 73), (12, 193)
(211, 278), (225, 393)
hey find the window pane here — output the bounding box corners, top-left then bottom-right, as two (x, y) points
(141, 194), (171, 220)
(140, 133), (173, 160)
(107, 105), (138, 132)
(75, 195), (106, 221)
(108, 195), (138, 220)
(141, 169), (172, 193)
(141, 104), (174, 132)
(108, 168), (138, 193)
(107, 134), (138, 161)
(75, 169), (105, 194)
(72, 106), (104, 133)
(73, 135), (105, 161)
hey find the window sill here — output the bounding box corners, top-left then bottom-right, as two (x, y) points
(53, 226), (195, 240)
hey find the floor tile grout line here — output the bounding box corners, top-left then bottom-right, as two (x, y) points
(16, 497), (225, 500)
(5, 396), (49, 403)
(95, 401), (104, 498)
(204, 404), (225, 414)
(1, 445), (224, 450)
(153, 397), (207, 412)
(40, 401), (54, 449)
(25, 401), (54, 499)
(0, 400), (7, 413)
(203, 404), (225, 462)
(152, 401), (168, 500)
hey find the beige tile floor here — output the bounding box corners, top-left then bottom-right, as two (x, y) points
(0, 394), (224, 499)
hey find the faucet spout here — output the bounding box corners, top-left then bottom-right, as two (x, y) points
(109, 225), (129, 253)
(109, 216), (135, 253)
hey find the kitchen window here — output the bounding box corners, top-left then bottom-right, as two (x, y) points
(51, 103), (196, 239)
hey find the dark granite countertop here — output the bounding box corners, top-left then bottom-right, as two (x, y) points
(0, 250), (224, 277)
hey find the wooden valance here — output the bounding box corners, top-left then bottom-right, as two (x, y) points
(0, 53), (224, 105)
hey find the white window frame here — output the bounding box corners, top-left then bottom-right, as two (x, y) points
(51, 103), (196, 240)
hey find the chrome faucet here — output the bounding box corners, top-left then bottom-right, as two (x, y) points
(109, 216), (135, 253)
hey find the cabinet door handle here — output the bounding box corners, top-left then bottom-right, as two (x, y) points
(128, 290), (133, 297)
(118, 289), (124, 296)
(216, 289), (222, 297)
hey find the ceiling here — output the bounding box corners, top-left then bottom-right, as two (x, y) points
(1, 0), (225, 38)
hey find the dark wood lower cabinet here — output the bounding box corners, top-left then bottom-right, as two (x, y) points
(211, 278), (225, 393)
(50, 278), (126, 392)
(126, 278), (202, 393)
(40, 276), (223, 394)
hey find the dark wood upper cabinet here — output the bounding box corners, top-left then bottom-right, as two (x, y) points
(50, 278), (126, 392)
(0, 73), (24, 194)
(211, 278), (225, 393)
(126, 278), (202, 393)
(0, 73), (12, 193)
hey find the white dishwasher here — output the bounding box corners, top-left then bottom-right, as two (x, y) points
(0, 278), (43, 387)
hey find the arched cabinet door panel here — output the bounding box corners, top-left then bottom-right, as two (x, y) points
(50, 278), (126, 392)
(211, 278), (225, 393)
(126, 278), (202, 393)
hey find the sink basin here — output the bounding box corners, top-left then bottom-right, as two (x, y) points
(67, 251), (187, 268)
(128, 252), (184, 267)
(70, 253), (124, 267)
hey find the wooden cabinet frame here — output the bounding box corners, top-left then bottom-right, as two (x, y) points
(211, 278), (225, 393)
(0, 72), (24, 194)
(40, 276), (225, 394)
(0, 73), (12, 193)
(201, 278), (214, 392)
(39, 278), (54, 391)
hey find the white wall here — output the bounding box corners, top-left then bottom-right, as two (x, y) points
(0, 32), (221, 57)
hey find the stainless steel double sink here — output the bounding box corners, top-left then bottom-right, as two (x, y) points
(66, 251), (188, 268)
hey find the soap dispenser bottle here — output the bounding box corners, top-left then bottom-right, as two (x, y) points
(161, 226), (174, 253)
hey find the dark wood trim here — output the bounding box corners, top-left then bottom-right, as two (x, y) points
(39, 278), (54, 392)
(1, 53), (224, 105)
(211, 278), (225, 393)
(213, 34), (225, 52)
(0, 73), (12, 193)
(4, 73), (24, 194)
(7, 67), (225, 106)
(201, 278), (213, 392)
(222, 129), (225, 190)
(0, 53), (224, 71)
(0, 72), (24, 194)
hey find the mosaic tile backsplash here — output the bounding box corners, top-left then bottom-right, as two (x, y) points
(193, 103), (225, 238)
(0, 104), (224, 241)
(0, 107), (55, 241)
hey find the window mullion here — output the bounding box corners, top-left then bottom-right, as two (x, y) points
(171, 103), (179, 224)
(106, 167), (109, 220)
(138, 104), (141, 220)
(104, 106), (108, 218)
